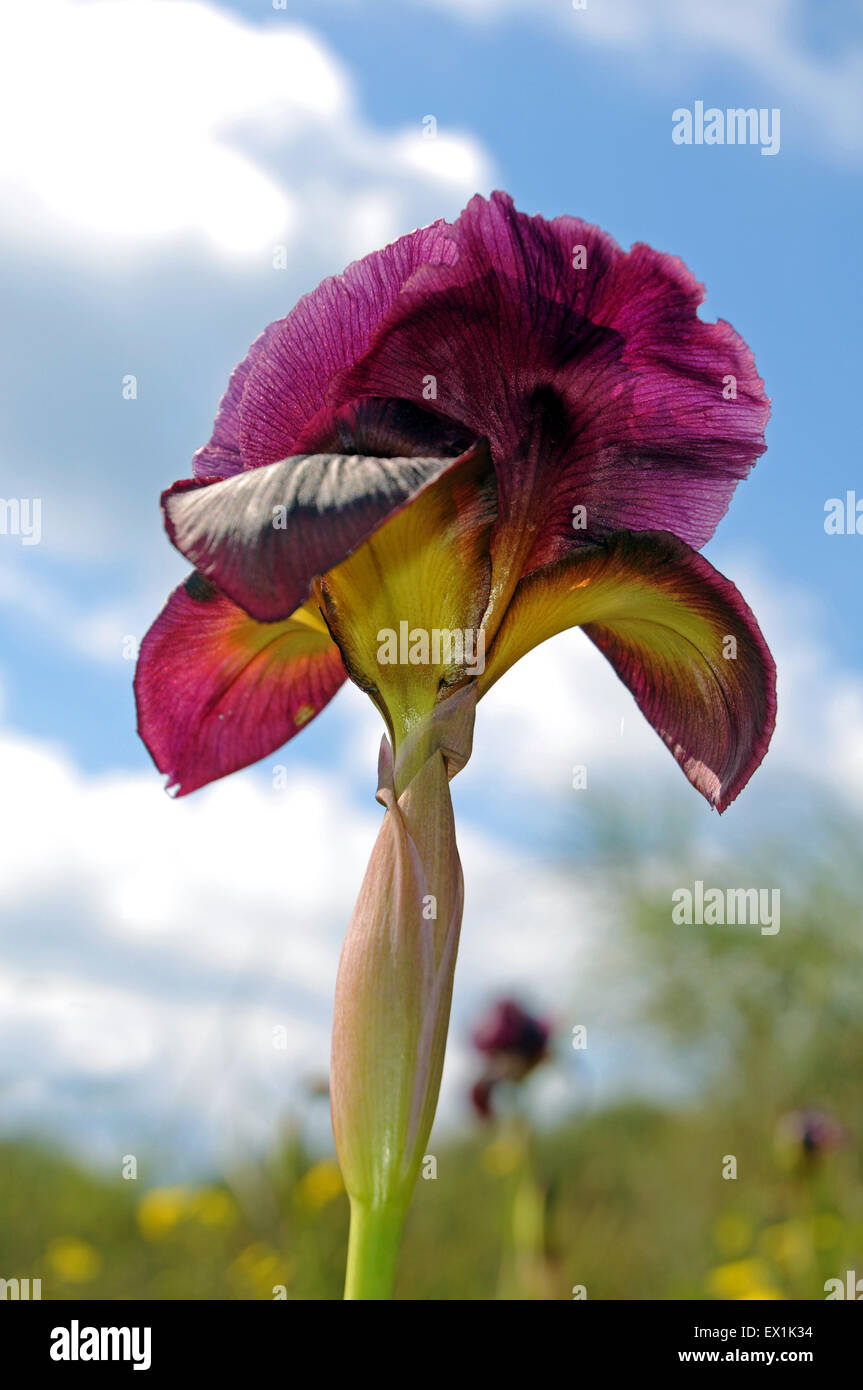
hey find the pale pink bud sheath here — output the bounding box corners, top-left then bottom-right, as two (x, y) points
(331, 688), (475, 1298)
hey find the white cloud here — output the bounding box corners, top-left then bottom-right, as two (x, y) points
(0, 709), (595, 1167)
(0, 0), (493, 263)
(0, 723), (372, 1164)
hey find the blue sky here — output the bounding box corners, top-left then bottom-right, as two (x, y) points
(0, 0), (861, 1172)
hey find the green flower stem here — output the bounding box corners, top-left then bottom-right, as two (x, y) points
(344, 1198), (409, 1300)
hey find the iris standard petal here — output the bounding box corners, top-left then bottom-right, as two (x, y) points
(191, 221), (459, 482)
(134, 574), (346, 796)
(191, 320), (281, 482)
(329, 191), (769, 597)
(477, 530), (776, 812)
(291, 395), (475, 462)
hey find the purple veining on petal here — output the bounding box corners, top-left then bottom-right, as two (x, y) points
(326, 191), (769, 581)
(192, 222), (458, 482)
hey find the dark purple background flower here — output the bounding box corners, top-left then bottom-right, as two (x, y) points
(470, 998), (551, 1118)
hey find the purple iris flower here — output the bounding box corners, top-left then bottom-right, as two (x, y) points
(134, 192), (776, 1298)
(471, 999), (551, 1118)
(135, 191), (774, 811)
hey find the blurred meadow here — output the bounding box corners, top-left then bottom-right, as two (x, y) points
(3, 808), (859, 1301)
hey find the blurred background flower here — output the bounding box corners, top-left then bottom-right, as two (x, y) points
(45, 1236), (102, 1285)
(470, 998), (551, 1119)
(776, 1108), (846, 1170)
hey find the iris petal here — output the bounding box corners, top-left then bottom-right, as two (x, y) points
(191, 321), (280, 482)
(321, 442), (496, 758)
(478, 530), (776, 812)
(163, 447), (484, 625)
(329, 191), (769, 603)
(134, 577), (346, 796)
(192, 222), (459, 482)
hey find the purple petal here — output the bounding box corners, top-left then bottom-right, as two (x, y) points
(134, 575), (346, 796)
(192, 222), (459, 482)
(479, 530), (776, 812)
(191, 321), (280, 482)
(291, 395), (474, 461)
(329, 191), (769, 579)
(164, 443), (489, 624)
